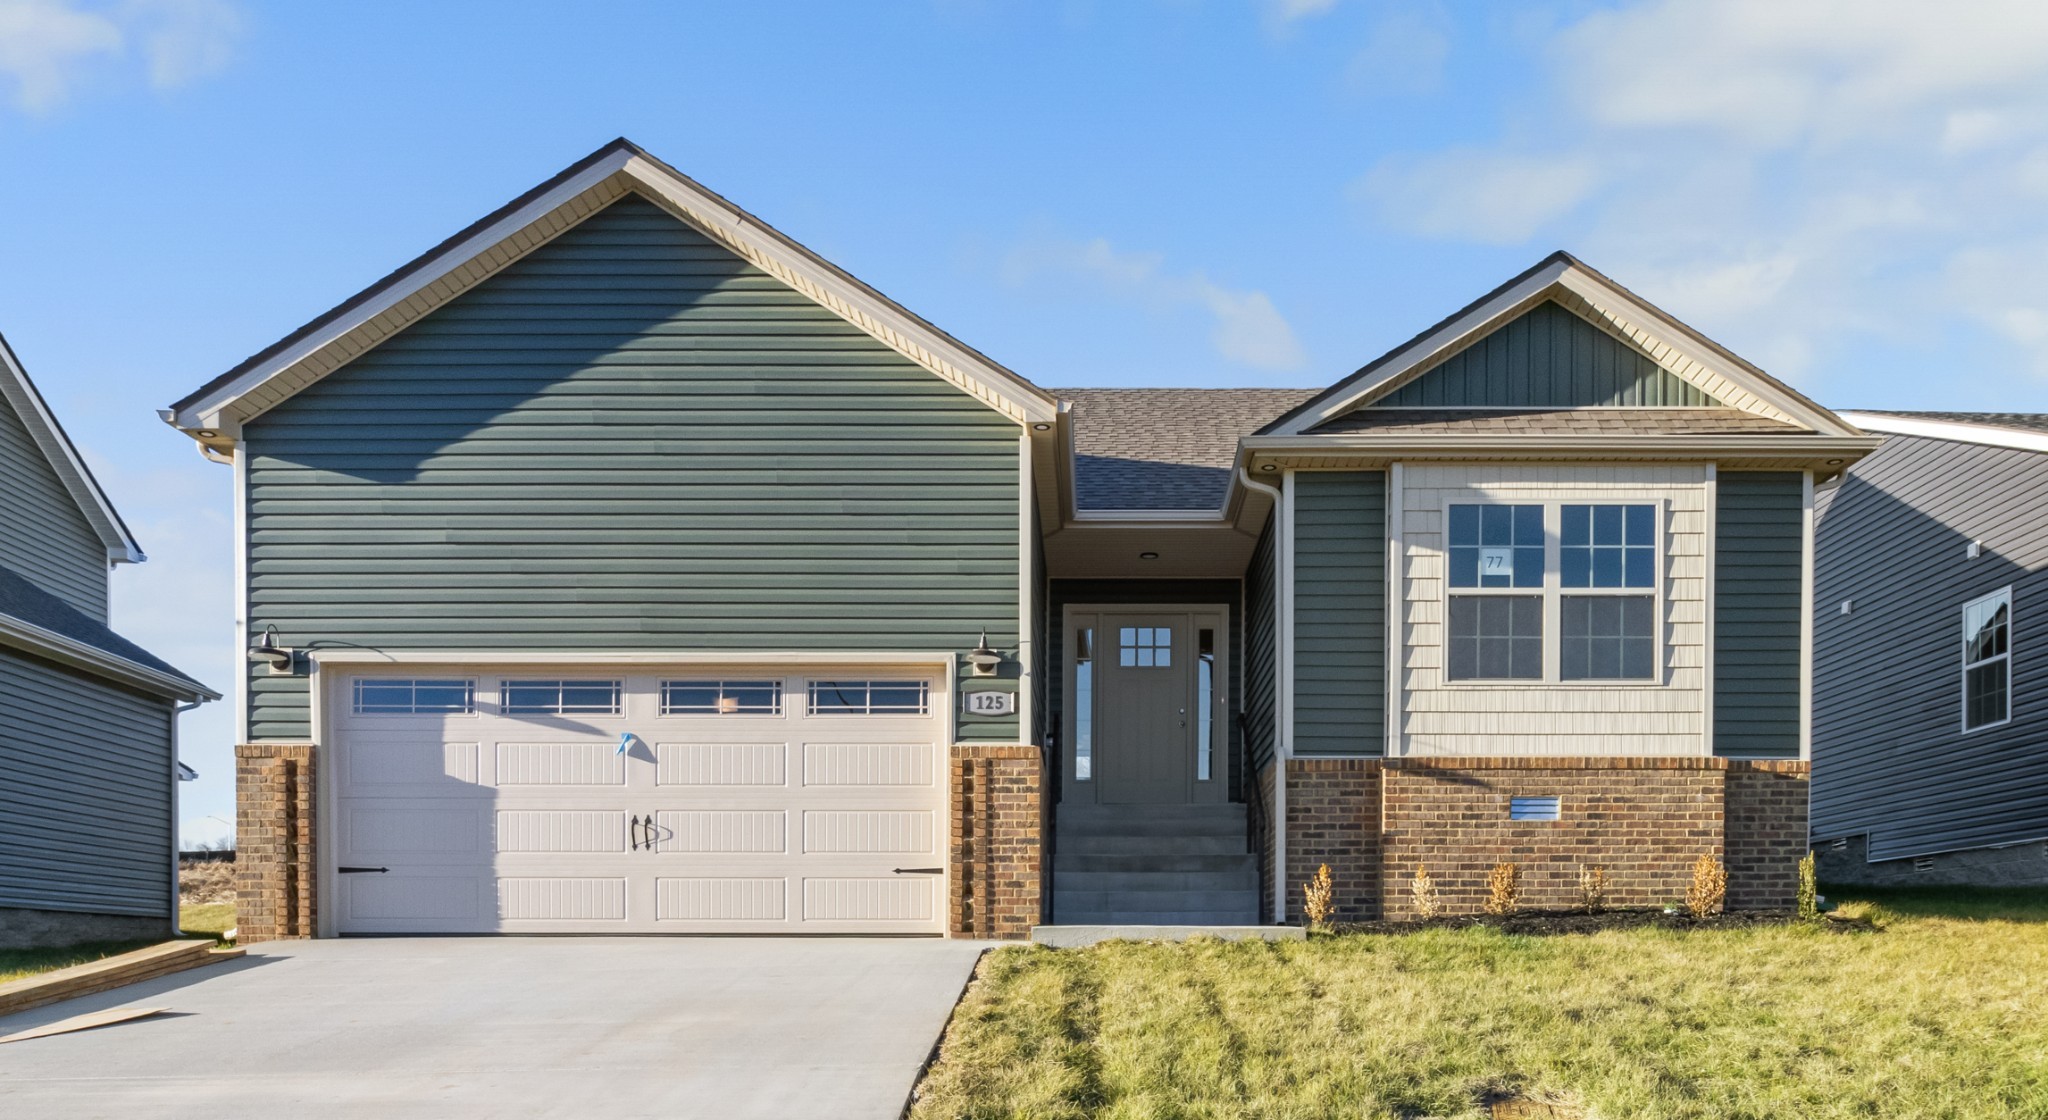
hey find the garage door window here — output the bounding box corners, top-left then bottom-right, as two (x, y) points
(807, 679), (930, 715)
(352, 678), (475, 715)
(501, 679), (622, 716)
(661, 679), (784, 716)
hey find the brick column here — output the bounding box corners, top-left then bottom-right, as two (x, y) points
(235, 743), (316, 942)
(1724, 760), (1810, 910)
(948, 745), (1044, 939)
(1284, 759), (1383, 922)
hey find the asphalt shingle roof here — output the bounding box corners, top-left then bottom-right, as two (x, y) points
(1311, 407), (1808, 436)
(0, 564), (209, 693)
(1056, 388), (1320, 511)
(1848, 410), (2048, 434)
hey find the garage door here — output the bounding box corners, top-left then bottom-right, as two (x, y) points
(329, 668), (947, 934)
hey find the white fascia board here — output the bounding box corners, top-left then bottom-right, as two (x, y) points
(1238, 433), (1882, 459)
(0, 615), (218, 702)
(0, 337), (145, 563)
(175, 150), (1056, 434)
(1267, 261), (1569, 436)
(1838, 412), (2048, 455)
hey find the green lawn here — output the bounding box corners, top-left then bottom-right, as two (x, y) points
(911, 889), (2048, 1120)
(180, 902), (236, 940)
(0, 940), (161, 986)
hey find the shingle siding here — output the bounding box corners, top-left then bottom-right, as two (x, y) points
(1813, 435), (2048, 859)
(0, 385), (106, 621)
(242, 194), (1022, 742)
(1714, 471), (1805, 758)
(0, 645), (173, 916)
(1292, 472), (1386, 756)
(1372, 300), (1716, 410)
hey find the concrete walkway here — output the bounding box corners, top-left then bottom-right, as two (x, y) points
(0, 937), (988, 1119)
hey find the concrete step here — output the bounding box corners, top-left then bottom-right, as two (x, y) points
(1053, 909), (1262, 926)
(1055, 888), (1258, 914)
(1055, 833), (1250, 856)
(1053, 852), (1258, 875)
(1057, 805), (1246, 835)
(1053, 869), (1259, 894)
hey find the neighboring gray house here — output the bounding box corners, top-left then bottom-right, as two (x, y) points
(1813, 412), (2048, 885)
(0, 336), (218, 948)
(163, 140), (1873, 941)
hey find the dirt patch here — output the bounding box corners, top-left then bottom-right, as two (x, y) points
(1332, 907), (1873, 935)
(178, 859), (235, 906)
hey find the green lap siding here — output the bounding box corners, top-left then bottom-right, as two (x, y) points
(1374, 301), (1715, 409)
(1714, 472), (1805, 757)
(1244, 525), (1277, 771)
(0, 646), (173, 916)
(243, 194), (1023, 741)
(1292, 472), (1386, 755)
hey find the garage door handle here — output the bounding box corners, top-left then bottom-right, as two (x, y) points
(892, 867), (943, 875)
(338, 866), (388, 874)
(629, 814), (642, 851)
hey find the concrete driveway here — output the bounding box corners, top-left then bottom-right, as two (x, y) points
(0, 937), (989, 1119)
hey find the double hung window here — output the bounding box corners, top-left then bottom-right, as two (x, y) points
(1962, 588), (2012, 731)
(1446, 501), (1660, 683)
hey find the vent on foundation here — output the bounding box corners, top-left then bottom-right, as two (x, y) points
(1509, 797), (1561, 822)
(1914, 857), (1936, 873)
(1831, 838), (1849, 852)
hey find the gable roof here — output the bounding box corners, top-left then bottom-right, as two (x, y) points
(1260, 252), (1863, 439)
(0, 333), (143, 563)
(1057, 388), (1319, 511)
(0, 563), (215, 701)
(1839, 411), (2048, 454)
(166, 139), (1057, 445)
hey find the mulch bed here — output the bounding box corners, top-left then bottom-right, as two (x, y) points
(1329, 907), (1873, 935)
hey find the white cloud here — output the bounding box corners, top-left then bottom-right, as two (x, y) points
(1006, 237), (1307, 371)
(0, 0), (239, 112)
(1352, 0), (2048, 386)
(1346, 9), (1450, 95)
(1266, 0), (1337, 26)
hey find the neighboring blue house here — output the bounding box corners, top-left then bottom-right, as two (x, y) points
(163, 140), (1872, 940)
(1813, 412), (2048, 885)
(0, 336), (218, 948)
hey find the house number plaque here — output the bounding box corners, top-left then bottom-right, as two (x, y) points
(964, 690), (1016, 717)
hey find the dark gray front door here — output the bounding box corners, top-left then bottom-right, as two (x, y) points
(1097, 614), (1195, 804)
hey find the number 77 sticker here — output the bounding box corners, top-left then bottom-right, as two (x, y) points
(1480, 547), (1513, 574)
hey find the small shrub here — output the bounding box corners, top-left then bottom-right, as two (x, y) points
(1797, 850), (1820, 922)
(1302, 863), (1334, 930)
(1686, 852), (1727, 918)
(1577, 865), (1609, 913)
(1410, 864), (1442, 920)
(1484, 862), (1521, 916)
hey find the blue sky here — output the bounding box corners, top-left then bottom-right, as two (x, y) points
(3, 0), (2044, 844)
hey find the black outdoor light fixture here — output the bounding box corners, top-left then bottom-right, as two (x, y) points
(966, 629), (1003, 677)
(248, 625), (294, 674)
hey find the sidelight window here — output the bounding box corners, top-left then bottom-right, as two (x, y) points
(1075, 628), (1094, 781)
(1197, 628), (1216, 781)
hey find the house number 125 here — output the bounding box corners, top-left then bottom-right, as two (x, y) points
(966, 691), (1016, 716)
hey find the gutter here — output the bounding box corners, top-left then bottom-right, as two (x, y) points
(0, 614), (220, 703)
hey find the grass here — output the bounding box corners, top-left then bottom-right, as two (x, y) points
(180, 902), (236, 940)
(0, 940), (161, 986)
(911, 888), (2048, 1119)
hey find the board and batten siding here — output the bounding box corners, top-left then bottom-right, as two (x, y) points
(1396, 463), (1709, 756)
(241, 194), (1023, 742)
(0, 645), (173, 916)
(1244, 524), (1278, 773)
(1713, 472), (1805, 758)
(1372, 300), (1716, 410)
(0, 387), (106, 621)
(1813, 435), (2048, 860)
(1292, 472), (1386, 755)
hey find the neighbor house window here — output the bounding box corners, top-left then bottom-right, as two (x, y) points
(1446, 501), (1661, 683)
(1074, 628), (1094, 781)
(1119, 626), (1172, 667)
(352, 678), (475, 715)
(1962, 588), (2012, 731)
(661, 679), (783, 716)
(501, 679), (622, 716)
(1447, 504), (1544, 680)
(807, 679), (930, 716)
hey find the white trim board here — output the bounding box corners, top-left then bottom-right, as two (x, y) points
(1838, 412), (2048, 455)
(169, 141), (1056, 443)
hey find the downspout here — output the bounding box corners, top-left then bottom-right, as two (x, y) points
(169, 699), (203, 937)
(1238, 467), (1286, 923)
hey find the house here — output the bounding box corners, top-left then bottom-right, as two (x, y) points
(162, 140), (1875, 940)
(0, 336), (218, 949)
(1811, 412), (2048, 886)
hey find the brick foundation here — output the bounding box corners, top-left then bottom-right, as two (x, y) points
(948, 745), (1046, 939)
(1275, 757), (1809, 920)
(1285, 759), (1382, 922)
(235, 743), (316, 942)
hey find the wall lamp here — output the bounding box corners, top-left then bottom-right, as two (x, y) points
(248, 625), (295, 674)
(966, 630), (1003, 677)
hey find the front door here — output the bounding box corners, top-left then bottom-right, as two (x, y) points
(1068, 608), (1228, 806)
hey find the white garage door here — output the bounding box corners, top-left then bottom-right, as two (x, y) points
(328, 668), (948, 935)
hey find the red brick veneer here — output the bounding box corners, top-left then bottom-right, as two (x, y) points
(235, 743), (316, 942)
(949, 745), (1046, 939)
(1723, 761), (1810, 910)
(1285, 759), (1383, 922)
